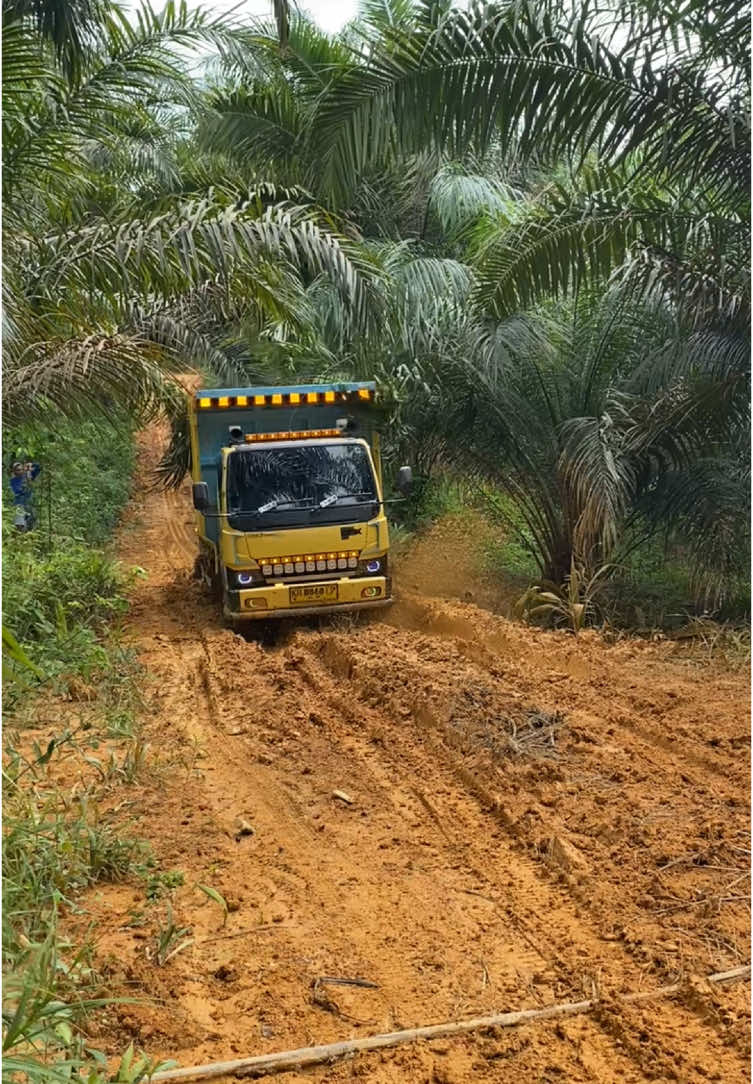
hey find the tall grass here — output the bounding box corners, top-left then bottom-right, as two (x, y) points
(2, 414), (173, 1082)
(3, 411), (135, 686)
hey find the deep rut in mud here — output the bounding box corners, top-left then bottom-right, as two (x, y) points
(67, 429), (749, 1083)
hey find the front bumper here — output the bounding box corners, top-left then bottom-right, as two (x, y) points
(224, 574), (392, 620)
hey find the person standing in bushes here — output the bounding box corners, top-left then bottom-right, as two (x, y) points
(9, 460), (40, 531)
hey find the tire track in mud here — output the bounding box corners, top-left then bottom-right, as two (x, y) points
(87, 424), (749, 1083)
(187, 630), (659, 1082)
(386, 595), (747, 789)
(283, 625), (749, 1071)
(307, 616), (750, 975)
(185, 622), (746, 1080)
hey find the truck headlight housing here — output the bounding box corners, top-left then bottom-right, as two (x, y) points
(234, 570), (263, 588)
(358, 555), (387, 577)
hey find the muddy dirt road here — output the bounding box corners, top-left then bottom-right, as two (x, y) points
(78, 429), (750, 1082)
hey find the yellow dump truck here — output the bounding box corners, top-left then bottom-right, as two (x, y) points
(189, 381), (412, 622)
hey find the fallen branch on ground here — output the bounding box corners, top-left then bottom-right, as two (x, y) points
(150, 965), (750, 1082)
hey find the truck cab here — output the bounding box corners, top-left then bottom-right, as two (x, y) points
(188, 382), (408, 621)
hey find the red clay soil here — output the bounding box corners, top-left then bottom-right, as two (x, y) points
(64, 427), (750, 1083)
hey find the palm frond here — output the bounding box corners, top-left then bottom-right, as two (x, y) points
(2, 333), (185, 426)
(21, 197), (373, 318)
(3, 0), (108, 78)
(314, 3), (748, 206)
(4, 0), (244, 200)
(471, 168), (749, 321)
(427, 164), (520, 241)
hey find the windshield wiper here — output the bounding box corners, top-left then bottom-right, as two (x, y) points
(254, 497), (315, 515)
(318, 492), (377, 509)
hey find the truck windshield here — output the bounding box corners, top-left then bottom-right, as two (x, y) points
(226, 442), (379, 529)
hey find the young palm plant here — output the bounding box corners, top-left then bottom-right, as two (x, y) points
(434, 287), (747, 601)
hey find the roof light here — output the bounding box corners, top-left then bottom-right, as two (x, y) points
(240, 428), (342, 444)
(199, 385), (376, 410)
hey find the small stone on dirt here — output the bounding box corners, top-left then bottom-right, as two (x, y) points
(548, 835), (588, 873)
(235, 818), (255, 839)
(332, 789), (354, 805)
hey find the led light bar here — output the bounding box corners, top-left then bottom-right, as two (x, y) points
(243, 428), (341, 443)
(259, 550), (360, 576)
(198, 388), (374, 409)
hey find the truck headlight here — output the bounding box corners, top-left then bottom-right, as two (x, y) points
(358, 556), (387, 577)
(235, 570), (263, 587)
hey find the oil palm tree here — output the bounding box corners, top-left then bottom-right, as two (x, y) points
(408, 287), (748, 595)
(308, 0), (748, 323)
(3, 0), (375, 427)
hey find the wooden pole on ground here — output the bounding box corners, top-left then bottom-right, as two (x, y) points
(150, 964), (750, 1082)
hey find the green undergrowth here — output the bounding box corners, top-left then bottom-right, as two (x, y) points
(395, 472), (750, 631)
(3, 412), (137, 689)
(2, 414), (177, 1084)
(389, 473), (474, 534)
(1, 647), (180, 1084)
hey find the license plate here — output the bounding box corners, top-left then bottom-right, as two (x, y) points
(289, 584), (339, 605)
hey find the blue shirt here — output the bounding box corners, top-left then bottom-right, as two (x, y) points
(10, 464), (40, 506)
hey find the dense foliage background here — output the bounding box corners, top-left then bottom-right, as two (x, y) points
(3, 0), (750, 630)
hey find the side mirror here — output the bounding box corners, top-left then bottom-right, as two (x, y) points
(396, 465), (413, 495)
(192, 482), (210, 513)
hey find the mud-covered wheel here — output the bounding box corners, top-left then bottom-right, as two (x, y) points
(195, 551), (222, 601)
